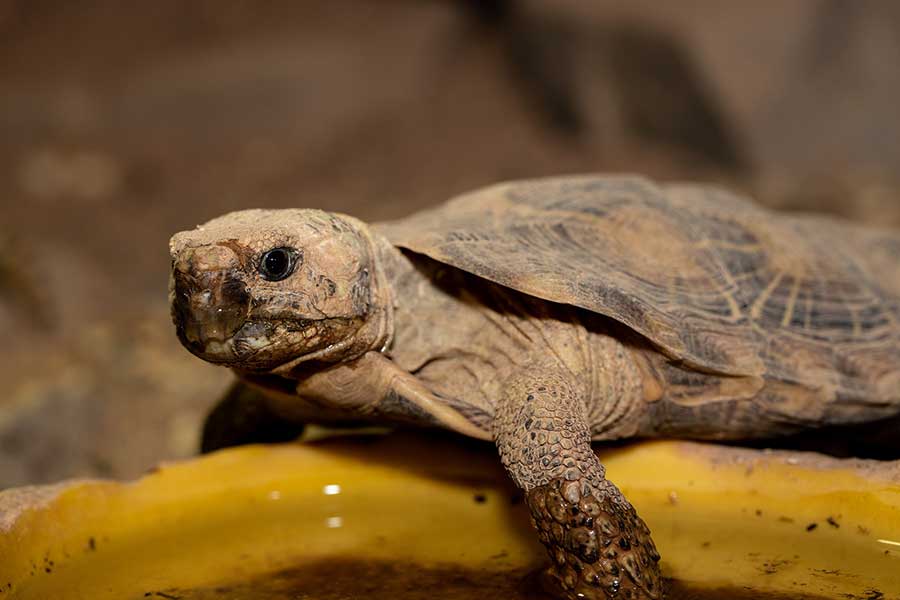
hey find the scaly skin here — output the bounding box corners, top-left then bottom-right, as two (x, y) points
(495, 362), (661, 599)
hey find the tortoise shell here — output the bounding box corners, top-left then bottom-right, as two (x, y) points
(376, 176), (900, 410)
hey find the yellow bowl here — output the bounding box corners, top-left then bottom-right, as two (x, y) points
(1, 432), (898, 599)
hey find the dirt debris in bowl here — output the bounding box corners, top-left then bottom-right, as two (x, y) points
(134, 559), (841, 600)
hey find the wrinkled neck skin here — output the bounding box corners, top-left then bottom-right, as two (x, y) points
(244, 219), (396, 380)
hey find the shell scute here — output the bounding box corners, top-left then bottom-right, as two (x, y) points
(377, 175), (900, 408)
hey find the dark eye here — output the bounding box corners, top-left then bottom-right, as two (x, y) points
(259, 247), (300, 281)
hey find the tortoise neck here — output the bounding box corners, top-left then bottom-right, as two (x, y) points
(356, 228), (396, 356)
(368, 230), (426, 356)
(320, 223), (396, 363)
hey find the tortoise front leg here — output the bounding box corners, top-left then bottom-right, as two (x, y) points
(494, 366), (662, 600)
(201, 381), (306, 453)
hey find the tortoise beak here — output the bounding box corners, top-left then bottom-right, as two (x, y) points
(171, 246), (251, 359)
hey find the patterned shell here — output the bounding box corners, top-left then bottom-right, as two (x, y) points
(376, 176), (900, 406)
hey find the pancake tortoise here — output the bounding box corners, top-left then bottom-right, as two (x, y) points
(169, 175), (900, 600)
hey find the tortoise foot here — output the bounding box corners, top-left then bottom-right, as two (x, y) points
(527, 477), (663, 600)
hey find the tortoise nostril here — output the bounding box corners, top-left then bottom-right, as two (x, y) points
(192, 245), (241, 272)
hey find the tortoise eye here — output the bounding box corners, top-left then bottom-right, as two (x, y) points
(259, 247), (300, 281)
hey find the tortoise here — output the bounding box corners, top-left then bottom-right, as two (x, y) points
(168, 175), (900, 600)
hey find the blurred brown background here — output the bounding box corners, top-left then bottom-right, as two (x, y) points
(1, 0), (898, 488)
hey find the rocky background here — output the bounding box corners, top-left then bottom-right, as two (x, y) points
(1, 0), (899, 487)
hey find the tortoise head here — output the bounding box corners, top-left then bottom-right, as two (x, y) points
(169, 209), (389, 374)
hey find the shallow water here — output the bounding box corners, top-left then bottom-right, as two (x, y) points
(2, 433), (897, 600)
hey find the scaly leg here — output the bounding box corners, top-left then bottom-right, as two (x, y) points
(494, 365), (662, 599)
